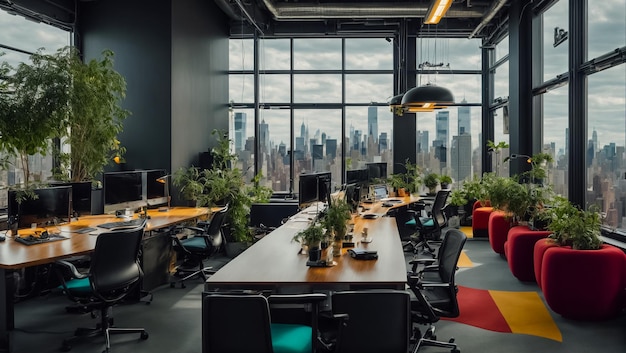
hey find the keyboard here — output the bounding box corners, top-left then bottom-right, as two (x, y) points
(97, 218), (145, 229)
(15, 233), (67, 246)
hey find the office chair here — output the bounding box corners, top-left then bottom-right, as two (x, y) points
(202, 292), (327, 353)
(170, 205), (229, 288)
(408, 228), (466, 353)
(326, 290), (412, 353)
(54, 222), (148, 352)
(406, 189), (450, 255)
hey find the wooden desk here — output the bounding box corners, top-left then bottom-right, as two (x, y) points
(0, 207), (210, 353)
(205, 203), (408, 293)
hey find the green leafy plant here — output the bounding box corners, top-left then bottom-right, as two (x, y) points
(546, 196), (603, 250)
(423, 173), (439, 194)
(0, 49), (70, 186)
(487, 140), (509, 177)
(323, 197), (352, 240)
(172, 130), (271, 243)
(388, 159), (422, 195)
(61, 47), (129, 182)
(439, 174), (452, 188)
(292, 223), (326, 247)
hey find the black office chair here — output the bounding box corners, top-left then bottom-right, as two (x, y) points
(170, 205), (229, 288)
(324, 290), (412, 353)
(202, 292), (327, 353)
(54, 222), (148, 352)
(408, 228), (466, 353)
(407, 189), (450, 255)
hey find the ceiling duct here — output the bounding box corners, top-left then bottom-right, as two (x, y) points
(260, 0), (484, 20)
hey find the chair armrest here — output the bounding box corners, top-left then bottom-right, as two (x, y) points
(54, 260), (88, 279)
(420, 282), (452, 289)
(409, 258), (437, 265)
(268, 293), (327, 305)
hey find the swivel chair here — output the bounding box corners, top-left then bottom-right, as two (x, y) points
(408, 228), (466, 353)
(327, 290), (412, 353)
(54, 222), (148, 352)
(170, 205), (228, 288)
(202, 292), (327, 353)
(407, 189), (450, 255)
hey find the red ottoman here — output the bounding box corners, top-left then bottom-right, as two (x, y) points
(488, 210), (512, 254)
(533, 238), (559, 289)
(504, 226), (552, 281)
(540, 244), (626, 320)
(472, 201), (493, 238)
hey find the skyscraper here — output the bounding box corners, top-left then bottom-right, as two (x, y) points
(417, 130), (429, 154)
(368, 106), (378, 143)
(451, 134), (472, 183)
(234, 112), (247, 153)
(458, 98), (470, 135)
(259, 119), (270, 155)
(436, 111), (449, 146)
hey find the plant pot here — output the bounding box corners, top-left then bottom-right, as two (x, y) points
(397, 188), (407, 197)
(224, 242), (249, 258)
(308, 247), (322, 262)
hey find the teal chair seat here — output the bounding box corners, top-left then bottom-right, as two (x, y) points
(405, 218), (416, 226)
(180, 236), (208, 251)
(405, 218), (434, 227)
(61, 277), (92, 296)
(270, 323), (312, 353)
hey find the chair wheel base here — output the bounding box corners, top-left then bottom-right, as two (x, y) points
(141, 331), (149, 340)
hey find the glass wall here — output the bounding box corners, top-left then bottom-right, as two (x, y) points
(415, 38), (483, 189)
(229, 37), (395, 193)
(587, 65), (626, 229)
(587, 0), (626, 60)
(542, 84), (569, 197)
(542, 0), (569, 82)
(0, 10), (71, 209)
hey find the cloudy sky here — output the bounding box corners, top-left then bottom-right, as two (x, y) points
(1, 1), (624, 159)
(227, 0), (625, 159)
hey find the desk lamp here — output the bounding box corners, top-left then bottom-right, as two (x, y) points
(156, 174), (171, 211)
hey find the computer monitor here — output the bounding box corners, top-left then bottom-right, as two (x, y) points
(298, 173), (320, 208)
(367, 162), (388, 183)
(344, 183), (361, 213)
(316, 172), (332, 205)
(346, 169), (368, 185)
(103, 171), (145, 214)
(49, 181), (92, 217)
(7, 186), (73, 229)
(145, 169), (169, 207)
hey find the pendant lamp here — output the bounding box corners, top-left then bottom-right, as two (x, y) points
(400, 83), (454, 110)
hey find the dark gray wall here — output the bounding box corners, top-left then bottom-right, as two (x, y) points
(77, 0), (229, 205)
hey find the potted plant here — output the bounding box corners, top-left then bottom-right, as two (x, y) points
(534, 197), (625, 320)
(439, 174), (452, 189)
(423, 173), (439, 196)
(172, 130), (272, 257)
(292, 223), (326, 263)
(323, 197), (352, 256)
(388, 159), (422, 196)
(58, 47), (129, 182)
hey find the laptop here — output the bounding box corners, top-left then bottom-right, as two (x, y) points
(372, 184), (388, 201)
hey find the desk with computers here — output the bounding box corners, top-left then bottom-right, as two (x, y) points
(0, 170), (210, 353)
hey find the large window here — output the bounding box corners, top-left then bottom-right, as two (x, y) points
(542, 0), (569, 81)
(542, 84), (569, 197)
(0, 10), (71, 209)
(229, 37), (395, 193)
(587, 65), (626, 229)
(588, 0), (626, 60)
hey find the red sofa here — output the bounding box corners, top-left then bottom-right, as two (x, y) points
(472, 200), (493, 238)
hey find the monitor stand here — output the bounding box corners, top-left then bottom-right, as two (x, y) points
(115, 208), (133, 218)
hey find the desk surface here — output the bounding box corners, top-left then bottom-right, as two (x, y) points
(0, 207), (210, 269)
(206, 200), (411, 291)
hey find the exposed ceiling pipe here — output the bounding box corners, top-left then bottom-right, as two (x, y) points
(260, 0), (484, 20)
(213, 0), (243, 21)
(468, 0), (508, 39)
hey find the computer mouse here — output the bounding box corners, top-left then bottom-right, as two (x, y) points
(0, 234), (5, 242)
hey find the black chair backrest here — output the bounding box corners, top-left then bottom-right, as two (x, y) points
(204, 205), (229, 248)
(202, 294), (273, 353)
(332, 290), (411, 353)
(431, 189), (450, 228)
(250, 202), (300, 228)
(89, 221), (146, 301)
(434, 228), (467, 316)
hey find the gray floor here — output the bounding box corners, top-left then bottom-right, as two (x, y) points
(10, 238), (626, 353)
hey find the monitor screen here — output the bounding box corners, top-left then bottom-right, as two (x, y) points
(145, 169), (168, 207)
(344, 183), (361, 213)
(8, 186), (72, 229)
(346, 169), (368, 185)
(50, 181), (92, 217)
(316, 172), (332, 205)
(298, 173), (319, 208)
(103, 171), (145, 213)
(367, 162), (388, 182)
